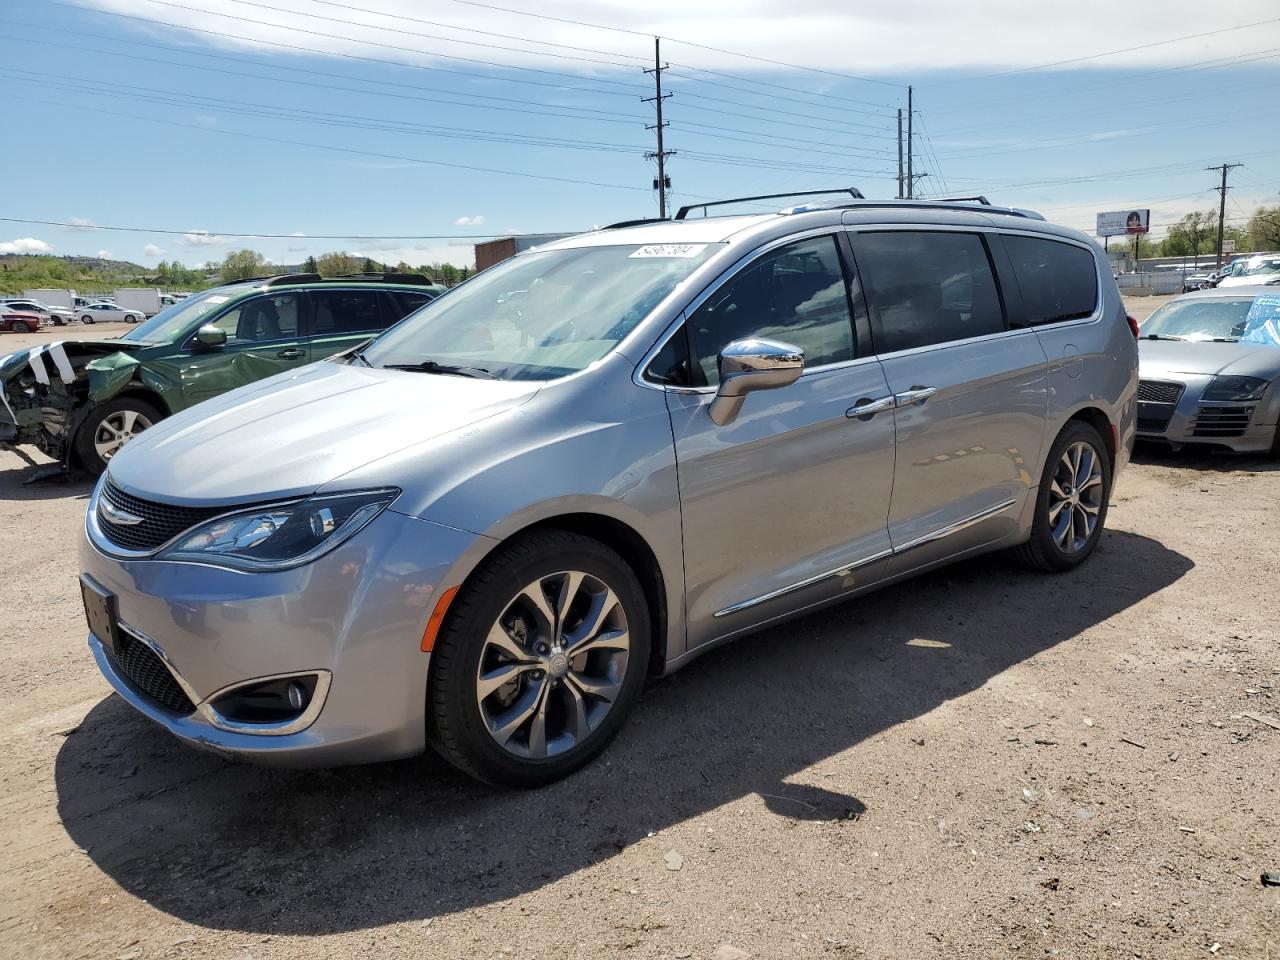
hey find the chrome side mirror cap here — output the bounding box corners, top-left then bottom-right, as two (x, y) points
(195, 324), (228, 349)
(709, 337), (804, 425)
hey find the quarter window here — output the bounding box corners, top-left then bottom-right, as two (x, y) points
(1003, 235), (1098, 324)
(854, 231), (1005, 353)
(686, 235), (855, 386)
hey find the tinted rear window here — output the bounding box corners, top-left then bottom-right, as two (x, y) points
(1003, 235), (1098, 324)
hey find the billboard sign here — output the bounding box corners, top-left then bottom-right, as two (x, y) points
(1097, 209), (1150, 237)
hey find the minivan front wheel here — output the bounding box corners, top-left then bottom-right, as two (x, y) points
(1015, 420), (1111, 572)
(428, 530), (650, 787)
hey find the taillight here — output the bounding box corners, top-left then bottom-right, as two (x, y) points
(1126, 314), (1140, 338)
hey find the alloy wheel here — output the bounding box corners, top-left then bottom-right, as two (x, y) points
(1048, 440), (1104, 553)
(476, 570), (631, 760)
(93, 408), (154, 461)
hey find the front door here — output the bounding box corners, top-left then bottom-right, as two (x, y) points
(662, 233), (898, 649)
(177, 292), (310, 407)
(849, 228), (1049, 570)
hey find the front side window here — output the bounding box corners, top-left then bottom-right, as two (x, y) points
(686, 235), (855, 386)
(1003, 235), (1098, 324)
(854, 231), (1005, 353)
(311, 290), (385, 335)
(210, 293), (300, 342)
(361, 243), (721, 381)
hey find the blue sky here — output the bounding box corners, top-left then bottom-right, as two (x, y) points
(3, 0), (1279, 268)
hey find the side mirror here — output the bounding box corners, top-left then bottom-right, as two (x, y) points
(195, 324), (227, 349)
(708, 338), (804, 426)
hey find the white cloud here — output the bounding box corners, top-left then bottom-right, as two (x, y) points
(290, 231), (306, 237)
(63, 1), (1280, 73)
(0, 237), (53, 254)
(68, 217), (96, 231)
(97, 249), (114, 259)
(181, 230), (225, 247)
(143, 243), (164, 257)
(455, 215), (486, 227)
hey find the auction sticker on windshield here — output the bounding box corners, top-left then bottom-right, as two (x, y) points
(629, 244), (708, 258)
(1242, 296), (1280, 347)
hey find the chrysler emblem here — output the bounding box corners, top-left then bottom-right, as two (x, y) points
(100, 500), (144, 526)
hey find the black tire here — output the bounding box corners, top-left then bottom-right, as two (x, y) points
(80, 315), (94, 324)
(13, 320), (35, 333)
(1013, 420), (1112, 573)
(427, 529), (651, 788)
(72, 397), (163, 475)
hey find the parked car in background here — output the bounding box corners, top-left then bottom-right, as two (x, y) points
(1, 272), (438, 473)
(0, 298), (75, 325)
(1181, 265), (1232, 293)
(2, 310), (49, 333)
(1136, 285), (1280, 453)
(77, 303), (145, 324)
(1218, 254), (1280, 288)
(76, 194), (1137, 786)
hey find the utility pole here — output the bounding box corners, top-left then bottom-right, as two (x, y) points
(1207, 162), (1242, 268)
(643, 37), (675, 219)
(896, 108), (904, 199)
(906, 85), (914, 198)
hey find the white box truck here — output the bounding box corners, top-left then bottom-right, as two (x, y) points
(112, 288), (163, 317)
(24, 288), (77, 310)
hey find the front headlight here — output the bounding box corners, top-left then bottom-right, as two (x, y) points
(1202, 375), (1269, 402)
(157, 488), (398, 570)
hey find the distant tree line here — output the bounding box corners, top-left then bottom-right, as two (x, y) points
(1113, 205), (1280, 260)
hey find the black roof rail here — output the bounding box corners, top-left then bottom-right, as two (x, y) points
(675, 187), (865, 220)
(217, 272), (321, 288)
(600, 218), (670, 230)
(326, 272), (438, 286)
(833, 199), (1044, 221)
(932, 195), (991, 205)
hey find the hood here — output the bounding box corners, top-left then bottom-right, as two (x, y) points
(106, 361), (539, 505)
(1139, 339), (1280, 379)
(0, 339), (142, 383)
(1219, 275), (1280, 288)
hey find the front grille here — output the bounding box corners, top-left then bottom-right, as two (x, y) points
(105, 632), (196, 715)
(1192, 406), (1255, 438)
(1137, 415), (1172, 433)
(1137, 380), (1185, 404)
(97, 481), (224, 553)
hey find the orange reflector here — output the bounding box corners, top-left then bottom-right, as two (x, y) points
(421, 585), (460, 653)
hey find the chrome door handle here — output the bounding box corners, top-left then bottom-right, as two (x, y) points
(276, 348), (306, 360)
(894, 387), (937, 407)
(846, 395), (896, 420)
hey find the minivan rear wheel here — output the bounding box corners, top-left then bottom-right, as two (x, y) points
(1014, 420), (1111, 572)
(427, 530), (650, 787)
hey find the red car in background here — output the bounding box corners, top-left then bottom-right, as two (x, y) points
(2, 311), (49, 333)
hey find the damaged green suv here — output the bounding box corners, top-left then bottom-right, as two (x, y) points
(0, 273), (438, 473)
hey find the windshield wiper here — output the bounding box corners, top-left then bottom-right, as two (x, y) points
(1144, 334), (1187, 341)
(381, 359), (495, 379)
(1211, 337), (1239, 343)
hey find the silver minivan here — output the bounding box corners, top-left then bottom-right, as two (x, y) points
(79, 194), (1138, 786)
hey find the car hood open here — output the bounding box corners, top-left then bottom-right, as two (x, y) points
(106, 361), (539, 505)
(1139, 339), (1280, 380)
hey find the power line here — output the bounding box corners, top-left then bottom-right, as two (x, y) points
(0, 217), (520, 240)
(957, 15), (1280, 81)
(6, 93), (654, 193)
(430, 0), (906, 88)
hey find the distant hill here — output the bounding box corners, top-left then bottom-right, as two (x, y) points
(0, 253), (158, 294)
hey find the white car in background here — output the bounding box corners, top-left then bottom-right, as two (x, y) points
(77, 302), (144, 324)
(0, 298), (75, 326)
(1218, 255), (1280, 288)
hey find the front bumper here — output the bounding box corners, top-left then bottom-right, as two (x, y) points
(79, 505), (488, 766)
(1136, 375), (1279, 453)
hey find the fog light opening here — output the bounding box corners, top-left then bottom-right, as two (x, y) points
(210, 674), (319, 725)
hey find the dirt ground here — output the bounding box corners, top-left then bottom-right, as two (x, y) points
(2, 296), (1278, 959)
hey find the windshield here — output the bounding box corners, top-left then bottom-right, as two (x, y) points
(361, 243), (722, 380)
(1230, 257), (1280, 278)
(1142, 297), (1256, 341)
(121, 288), (243, 343)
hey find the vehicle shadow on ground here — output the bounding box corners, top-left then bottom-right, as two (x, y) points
(1132, 441), (1280, 473)
(0, 457), (95, 501)
(55, 529), (1192, 935)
